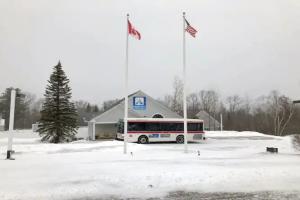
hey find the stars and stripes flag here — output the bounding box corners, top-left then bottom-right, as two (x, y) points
(128, 20), (141, 40)
(185, 19), (197, 37)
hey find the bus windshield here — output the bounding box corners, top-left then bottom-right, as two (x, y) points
(117, 120), (124, 133)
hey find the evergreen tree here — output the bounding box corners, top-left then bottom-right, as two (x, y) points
(38, 61), (78, 143)
(86, 103), (91, 112)
(93, 105), (99, 113)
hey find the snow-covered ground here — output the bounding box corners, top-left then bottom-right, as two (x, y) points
(0, 129), (300, 200)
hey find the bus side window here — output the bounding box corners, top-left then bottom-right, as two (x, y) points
(177, 123), (183, 131)
(187, 123), (203, 131)
(187, 123), (193, 131)
(188, 123), (198, 131)
(137, 122), (146, 131)
(129, 122), (146, 131)
(146, 123), (160, 131)
(167, 123), (178, 131)
(160, 123), (168, 131)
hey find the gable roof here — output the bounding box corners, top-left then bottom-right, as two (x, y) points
(136, 90), (181, 118)
(90, 90), (181, 123)
(90, 102), (142, 123)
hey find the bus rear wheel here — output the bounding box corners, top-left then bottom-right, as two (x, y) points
(176, 135), (184, 144)
(138, 136), (149, 144)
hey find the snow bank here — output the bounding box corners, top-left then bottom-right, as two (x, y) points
(206, 130), (279, 138)
(0, 127), (88, 142)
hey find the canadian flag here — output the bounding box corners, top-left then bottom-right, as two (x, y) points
(128, 20), (141, 40)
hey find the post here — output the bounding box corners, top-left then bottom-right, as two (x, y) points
(124, 14), (129, 154)
(183, 12), (188, 153)
(213, 113), (216, 130)
(7, 89), (16, 159)
(220, 113), (223, 132)
(93, 122), (96, 140)
(208, 111), (211, 131)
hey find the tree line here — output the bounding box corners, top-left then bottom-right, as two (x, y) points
(0, 89), (115, 130)
(0, 91), (118, 130)
(0, 88), (41, 130)
(1, 74), (298, 137)
(159, 77), (298, 136)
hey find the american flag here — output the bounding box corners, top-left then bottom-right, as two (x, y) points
(128, 20), (141, 40)
(185, 19), (197, 38)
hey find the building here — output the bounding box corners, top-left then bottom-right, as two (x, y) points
(88, 90), (181, 140)
(196, 110), (221, 131)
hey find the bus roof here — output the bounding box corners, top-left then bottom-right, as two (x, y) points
(127, 118), (204, 123)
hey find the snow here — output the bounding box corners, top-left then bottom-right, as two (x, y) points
(0, 129), (300, 199)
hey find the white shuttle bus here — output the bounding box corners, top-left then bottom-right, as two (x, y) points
(116, 118), (205, 144)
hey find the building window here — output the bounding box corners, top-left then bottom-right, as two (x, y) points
(152, 114), (164, 118)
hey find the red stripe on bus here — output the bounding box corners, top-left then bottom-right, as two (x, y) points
(127, 131), (204, 134)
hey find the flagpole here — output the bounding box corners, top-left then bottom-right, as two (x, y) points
(183, 12), (188, 153)
(220, 113), (223, 132)
(7, 89), (16, 159)
(124, 13), (129, 154)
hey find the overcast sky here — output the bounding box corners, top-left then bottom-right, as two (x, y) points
(0, 0), (299, 104)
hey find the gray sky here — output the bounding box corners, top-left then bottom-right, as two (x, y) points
(0, 0), (300, 104)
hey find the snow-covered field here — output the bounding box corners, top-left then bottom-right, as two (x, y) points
(0, 129), (300, 200)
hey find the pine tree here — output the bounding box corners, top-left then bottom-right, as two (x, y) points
(86, 103), (91, 112)
(38, 61), (78, 143)
(93, 105), (99, 113)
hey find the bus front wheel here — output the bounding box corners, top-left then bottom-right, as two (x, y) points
(138, 135), (149, 144)
(176, 135), (184, 144)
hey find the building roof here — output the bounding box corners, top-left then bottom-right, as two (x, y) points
(90, 90), (181, 123)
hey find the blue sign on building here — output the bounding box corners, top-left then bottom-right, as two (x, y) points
(133, 96), (146, 110)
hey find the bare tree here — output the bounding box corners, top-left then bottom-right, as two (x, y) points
(171, 77), (183, 115)
(160, 85), (299, 135)
(237, 96), (252, 131)
(223, 95), (243, 130)
(161, 94), (173, 108)
(187, 92), (200, 118)
(197, 90), (219, 130)
(198, 90), (219, 114)
(226, 95), (242, 113)
(268, 91), (294, 136)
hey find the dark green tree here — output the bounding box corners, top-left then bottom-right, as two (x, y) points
(38, 61), (78, 143)
(86, 103), (91, 112)
(93, 105), (99, 113)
